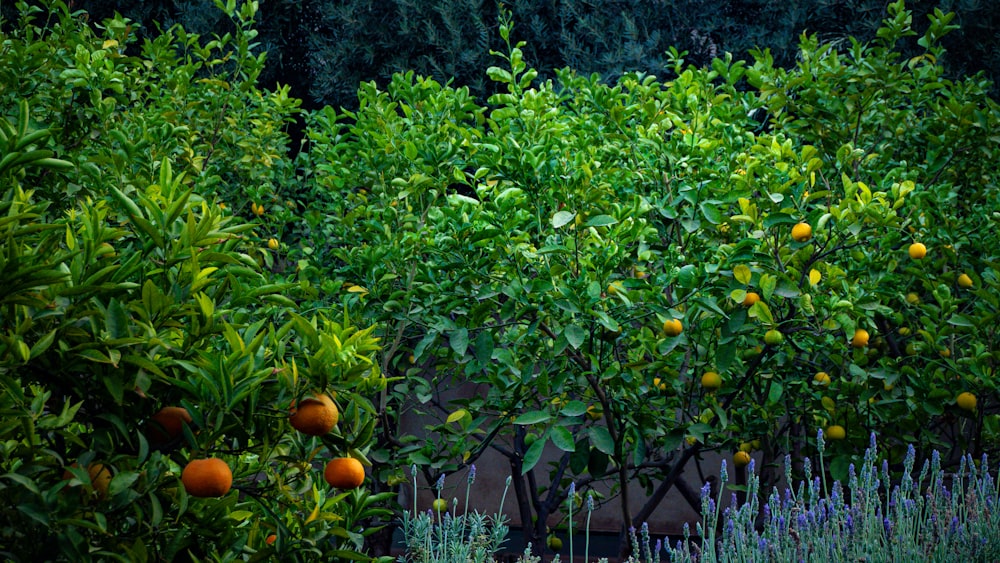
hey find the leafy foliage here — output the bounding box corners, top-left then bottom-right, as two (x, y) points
(0, 2), (387, 561)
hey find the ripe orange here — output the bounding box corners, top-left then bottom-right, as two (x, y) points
(791, 222), (812, 243)
(733, 451), (752, 468)
(851, 329), (870, 348)
(701, 371), (722, 391)
(662, 318), (683, 337)
(764, 329), (784, 346)
(956, 392), (977, 412)
(825, 425), (846, 440)
(813, 371), (831, 386)
(148, 406), (193, 445)
(957, 273), (973, 288)
(181, 458), (233, 497)
(324, 457), (365, 489)
(64, 463), (112, 499)
(907, 242), (926, 260)
(742, 292), (761, 307)
(289, 393), (339, 436)
(265, 534), (277, 545)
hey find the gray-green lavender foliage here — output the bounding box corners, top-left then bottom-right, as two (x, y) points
(401, 433), (1000, 562)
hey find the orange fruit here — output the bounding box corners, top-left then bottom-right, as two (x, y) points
(956, 392), (977, 412)
(547, 535), (563, 552)
(607, 282), (624, 296)
(289, 393), (339, 436)
(265, 534), (277, 545)
(267, 238), (279, 250)
(701, 371), (722, 391)
(764, 329), (784, 346)
(825, 425), (846, 440)
(432, 498), (448, 512)
(662, 318), (683, 337)
(324, 457), (365, 489)
(181, 458), (233, 497)
(813, 371), (831, 386)
(733, 451), (751, 468)
(64, 463), (112, 499)
(148, 406), (193, 445)
(957, 273), (973, 288)
(742, 292), (760, 307)
(907, 242), (926, 260)
(791, 222), (812, 242)
(851, 329), (870, 348)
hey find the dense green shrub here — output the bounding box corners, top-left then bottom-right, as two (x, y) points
(0, 2), (387, 561)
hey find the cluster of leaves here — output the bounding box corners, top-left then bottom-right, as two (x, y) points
(0, 1), (388, 561)
(290, 1), (1000, 556)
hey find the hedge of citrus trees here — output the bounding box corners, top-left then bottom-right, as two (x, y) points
(0, 2), (388, 561)
(294, 1), (1000, 553)
(2, 0), (999, 560)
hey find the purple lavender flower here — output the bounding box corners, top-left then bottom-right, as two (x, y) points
(758, 537), (768, 552)
(846, 514), (854, 534)
(468, 464), (476, 485)
(435, 473), (445, 491)
(701, 482), (712, 500)
(587, 492), (595, 512)
(883, 517), (892, 537)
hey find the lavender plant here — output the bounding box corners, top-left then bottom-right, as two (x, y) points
(398, 465), (512, 563)
(401, 434), (999, 562)
(665, 431), (1000, 562)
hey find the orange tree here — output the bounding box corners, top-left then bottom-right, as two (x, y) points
(295, 2), (999, 555)
(0, 2), (389, 561)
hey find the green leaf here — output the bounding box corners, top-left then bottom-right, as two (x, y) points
(588, 426), (615, 455)
(449, 328), (469, 357)
(559, 400), (588, 417)
(550, 427), (575, 452)
(551, 210), (576, 229)
(564, 324), (586, 349)
(522, 438), (545, 474)
(583, 215), (617, 227)
(474, 330), (494, 364)
(514, 411), (551, 425)
(733, 264), (752, 285)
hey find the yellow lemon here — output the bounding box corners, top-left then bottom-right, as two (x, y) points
(851, 329), (870, 348)
(701, 371), (722, 391)
(791, 222), (813, 242)
(956, 392), (977, 412)
(733, 451), (752, 468)
(663, 318), (684, 337)
(825, 425), (846, 440)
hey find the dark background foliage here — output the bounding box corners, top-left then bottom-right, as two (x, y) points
(23, 0), (999, 112)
